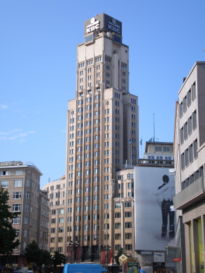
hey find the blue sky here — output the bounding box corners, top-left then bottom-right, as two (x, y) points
(0, 0), (205, 187)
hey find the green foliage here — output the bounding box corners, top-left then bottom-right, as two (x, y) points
(0, 187), (19, 255)
(52, 251), (66, 267)
(24, 241), (52, 266)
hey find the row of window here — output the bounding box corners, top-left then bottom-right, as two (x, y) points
(49, 192), (65, 199)
(180, 110), (197, 144)
(116, 192), (134, 198)
(67, 173), (101, 181)
(181, 139), (198, 170)
(78, 56), (102, 68)
(66, 205), (100, 213)
(74, 195), (99, 202)
(179, 82), (196, 118)
(51, 208), (64, 215)
(115, 222), (132, 228)
(49, 184), (65, 191)
(154, 146), (172, 152)
(0, 170), (24, 176)
(54, 222), (132, 234)
(115, 201), (132, 208)
(115, 244), (132, 251)
(182, 166), (203, 190)
(117, 173), (133, 180)
(0, 179), (23, 188)
(115, 233), (132, 239)
(50, 200), (64, 207)
(114, 212), (132, 218)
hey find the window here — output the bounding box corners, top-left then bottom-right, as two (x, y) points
(13, 217), (21, 224)
(86, 58), (93, 65)
(184, 122), (188, 140)
(51, 209), (56, 215)
(179, 102), (183, 117)
(115, 212), (121, 218)
(188, 116), (192, 135)
(95, 56), (102, 62)
(194, 139), (198, 159)
(183, 96), (187, 113)
(185, 149), (189, 166)
(12, 204), (21, 212)
(1, 180), (8, 188)
(125, 212), (132, 217)
(115, 245), (121, 251)
(193, 111), (197, 130)
(115, 223), (121, 229)
(104, 213), (109, 219)
(189, 144), (193, 163)
(13, 192), (22, 199)
(155, 146), (162, 152)
(187, 89), (191, 106)
(125, 244), (132, 250)
(115, 233), (121, 240)
(51, 218), (56, 224)
(58, 218), (64, 223)
(192, 82), (196, 101)
(104, 203), (109, 209)
(14, 179), (23, 187)
(125, 233), (132, 239)
(58, 209), (64, 214)
(125, 222), (132, 228)
(124, 202), (132, 207)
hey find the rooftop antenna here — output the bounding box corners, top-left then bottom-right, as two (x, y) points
(153, 113), (155, 142)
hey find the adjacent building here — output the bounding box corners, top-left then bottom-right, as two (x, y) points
(114, 168), (135, 257)
(174, 61), (205, 273)
(0, 161), (49, 256)
(43, 176), (66, 254)
(65, 13), (139, 260)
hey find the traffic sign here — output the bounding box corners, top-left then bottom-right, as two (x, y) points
(119, 254), (128, 264)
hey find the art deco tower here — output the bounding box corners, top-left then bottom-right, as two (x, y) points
(65, 14), (139, 260)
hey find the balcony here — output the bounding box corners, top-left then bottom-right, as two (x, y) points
(174, 177), (205, 209)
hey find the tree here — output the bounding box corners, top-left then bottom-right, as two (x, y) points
(52, 251), (66, 268)
(24, 241), (40, 265)
(0, 187), (19, 255)
(24, 241), (52, 267)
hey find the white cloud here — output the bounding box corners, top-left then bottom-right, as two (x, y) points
(0, 104), (8, 110)
(0, 129), (36, 141)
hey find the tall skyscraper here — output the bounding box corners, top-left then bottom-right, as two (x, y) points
(65, 14), (139, 260)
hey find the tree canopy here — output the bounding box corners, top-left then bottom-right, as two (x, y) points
(0, 187), (19, 255)
(24, 241), (52, 266)
(52, 251), (66, 267)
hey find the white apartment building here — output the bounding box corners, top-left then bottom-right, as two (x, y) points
(174, 62), (205, 273)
